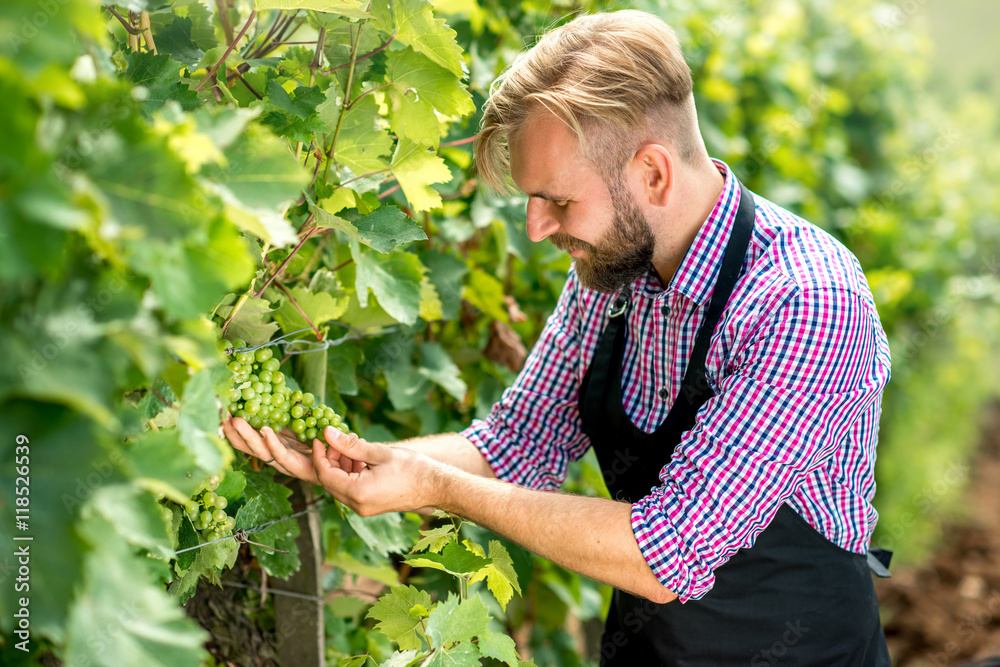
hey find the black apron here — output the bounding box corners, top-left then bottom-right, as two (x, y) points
(579, 183), (891, 666)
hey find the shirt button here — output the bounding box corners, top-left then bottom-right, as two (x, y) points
(660, 304), (670, 316)
(658, 387), (669, 400)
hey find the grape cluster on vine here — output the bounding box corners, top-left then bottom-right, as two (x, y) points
(222, 338), (349, 443)
(182, 476), (235, 542)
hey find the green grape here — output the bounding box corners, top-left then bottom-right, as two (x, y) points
(199, 510), (213, 525)
(250, 381), (263, 394)
(305, 416), (317, 428)
(261, 382), (272, 394)
(258, 392), (270, 405)
(272, 394), (286, 407)
(330, 414), (342, 426)
(291, 390), (303, 402)
(290, 404), (304, 419)
(228, 402), (239, 414)
(236, 352), (254, 365)
(235, 409), (249, 420)
(212, 509), (227, 523)
(216, 496), (228, 510)
(206, 531), (220, 542)
(262, 358), (280, 372)
(241, 387), (256, 401)
(220, 339), (233, 353)
(245, 400), (261, 414)
(317, 418), (330, 429)
(338, 423), (349, 433)
(226, 516), (236, 530)
(301, 392), (315, 407)
(305, 427), (318, 441)
(290, 419), (306, 434)
(231, 338), (247, 350)
(255, 348), (273, 362)
(203, 492), (218, 507)
(228, 361), (243, 373)
(277, 412), (291, 426)
(323, 407), (335, 420)
(248, 374), (259, 384)
(259, 370), (273, 383)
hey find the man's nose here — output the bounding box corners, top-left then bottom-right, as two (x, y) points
(525, 199), (560, 242)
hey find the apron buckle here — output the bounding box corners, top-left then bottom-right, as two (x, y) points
(607, 289), (631, 318)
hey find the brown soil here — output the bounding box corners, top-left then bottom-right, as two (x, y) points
(875, 400), (1000, 666)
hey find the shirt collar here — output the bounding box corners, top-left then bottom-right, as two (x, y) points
(630, 159), (742, 306)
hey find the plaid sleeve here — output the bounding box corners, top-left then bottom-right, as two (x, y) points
(461, 273), (592, 491)
(630, 286), (891, 602)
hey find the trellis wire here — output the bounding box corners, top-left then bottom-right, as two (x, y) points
(176, 502), (329, 555)
(225, 323), (399, 356)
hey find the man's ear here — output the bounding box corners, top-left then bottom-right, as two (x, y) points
(633, 143), (674, 207)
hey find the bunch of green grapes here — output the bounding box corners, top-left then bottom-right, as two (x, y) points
(183, 476), (236, 541)
(221, 338), (350, 443)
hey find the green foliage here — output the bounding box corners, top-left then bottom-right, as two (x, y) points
(2, 0), (997, 663)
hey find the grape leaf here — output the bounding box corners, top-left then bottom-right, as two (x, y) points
(419, 276), (444, 322)
(217, 296), (280, 346)
(176, 516), (200, 571)
(476, 630), (520, 667)
(461, 267), (509, 323)
(342, 205), (428, 253)
(370, 0), (465, 76)
(354, 248), (426, 324)
(122, 429), (204, 499)
(234, 495), (264, 530)
(124, 218), (255, 321)
(87, 484), (175, 559)
(386, 47), (474, 117)
(216, 469), (246, 501)
(124, 51), (199, 113)
(242, 470), (300, 577)
(318, 93), (393, 175)
(425, 594), (489, 649)
(366, 585), (433, 650)
(390, 138), (452, 212)
(385, 48), (474, 147)
(418, 342), (466, 400)
(380, 650), (425, 667)
(410, 524), (457, 555)
(404, 540), (490, 576)
(178, 368), (231, 475)
(203, 126), (308, 247)
(468, 541), (521, 611)
(345, 509), (415, 556)
(424, 641), (481, 667)
(255, 0), (371, 19)
(273, 284), (350, 335)
(66, 516), (208, 667)
(327, 343), (362, 395)
(148, 14), (205, 67)
(419, 250), (467, 321)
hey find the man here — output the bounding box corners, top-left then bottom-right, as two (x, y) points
(224, 10), (892, 665)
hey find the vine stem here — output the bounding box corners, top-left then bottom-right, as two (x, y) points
(254, 218), (318, 298)
(195, 10), (257, 92)
(441, 135), (477, 147)
(321, 34), (394, 74)
(221, 292), (250, 336)
(104, 6), (140, 34)
(323, 21), (366, 183)
(215, 0), (234, 45)
(275, 281), (324, 341)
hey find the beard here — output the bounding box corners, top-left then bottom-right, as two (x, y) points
(550, 180), (655, 294)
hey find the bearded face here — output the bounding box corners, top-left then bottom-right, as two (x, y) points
(549, 178), (655, 294)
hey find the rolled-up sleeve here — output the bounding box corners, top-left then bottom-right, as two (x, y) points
(461, 273), (593, 491)
(630, 286), (891, 602)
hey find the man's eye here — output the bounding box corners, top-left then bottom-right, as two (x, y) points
(555, 200), (569, 207)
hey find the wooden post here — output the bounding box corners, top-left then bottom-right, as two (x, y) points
(272, 481), (325, 667)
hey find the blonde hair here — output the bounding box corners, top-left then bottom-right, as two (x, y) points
(475, 10), (700, 194)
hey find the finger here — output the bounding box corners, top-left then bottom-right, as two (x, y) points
(232, 418), (272, 462)
(263, 426), (320, 485)
(222, 419), (254, 457)
(312, 440), (353, 489)
(323, 427), (386, 466)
